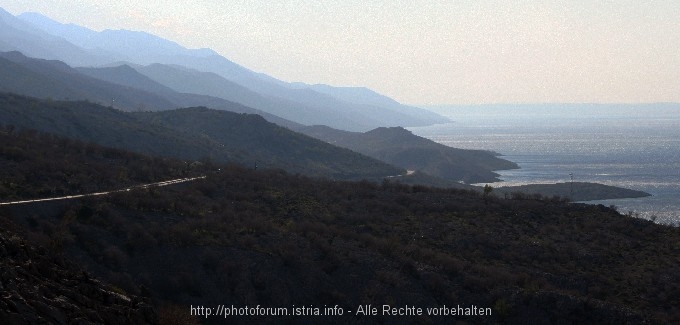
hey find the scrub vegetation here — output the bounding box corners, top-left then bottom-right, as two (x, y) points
(2, 129), (679, 324)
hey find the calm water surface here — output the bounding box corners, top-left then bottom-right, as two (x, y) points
(408, 104), (680, 226)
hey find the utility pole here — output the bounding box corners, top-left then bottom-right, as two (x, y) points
(569, 173), (574, 200)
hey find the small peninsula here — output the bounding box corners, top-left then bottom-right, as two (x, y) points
(496, 182), (652, 202)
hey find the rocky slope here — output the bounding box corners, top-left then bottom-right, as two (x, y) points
(0, 220), (156, 324)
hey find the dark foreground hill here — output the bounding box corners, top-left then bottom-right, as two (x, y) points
(2, 130), (679, 324)
(297, 125), (519, 183)
(132, 107), (402, 179)
(0, 219), (156, 324)
(0, 93), (403, 180)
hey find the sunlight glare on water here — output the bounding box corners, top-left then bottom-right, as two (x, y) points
(408, 104), (680, 226)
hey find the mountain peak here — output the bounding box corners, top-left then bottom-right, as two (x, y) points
(0, 6), (12, 17)
(19, 11), (80, 27)
(17, 11), (97, 37)
(94, 29), (218, 57)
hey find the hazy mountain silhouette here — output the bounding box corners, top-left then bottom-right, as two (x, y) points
(133, 62), (444, 131)
(0, 8), (114, 66)
(75, 63), (301, 128)
(11, 9), (450, 131)
(253, 83), (446, 131)
(0, 51), (175, 110)
(292, 82), (449, 125)
(76, 65), (178, 95)
(130, 63), (359, 129)
(0, 51), (299, 127)
(16, 11), (218, 62)
(16, 11), (288, 90)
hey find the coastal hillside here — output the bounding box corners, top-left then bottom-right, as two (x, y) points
(2, 129), (679, 324)
(0, 93), (403, 180)
(297, 125), (518, 183)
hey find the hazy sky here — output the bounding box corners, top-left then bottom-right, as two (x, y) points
(1, 0), (679, 105)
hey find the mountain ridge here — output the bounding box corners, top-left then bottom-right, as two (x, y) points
(0, 92), (403, 180)
(0, 7), (115, 66)
(0, 50), (300, 128)
(5, 8), (450, 131)
(296, 125), (519, 184)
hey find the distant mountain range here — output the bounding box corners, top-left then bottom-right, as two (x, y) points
(0, 5), (521, 185)
(0, 51), (299, 127)
(0, 50), (516, 184)
(0, 7), (449, 131)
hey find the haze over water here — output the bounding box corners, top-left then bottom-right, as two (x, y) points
(409, 104), (680, 226)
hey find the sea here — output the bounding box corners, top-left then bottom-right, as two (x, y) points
(408, 104), (680, 226)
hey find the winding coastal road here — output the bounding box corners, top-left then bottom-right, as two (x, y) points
(385, 170), (416, 178)
(0, 176), (206, 206)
